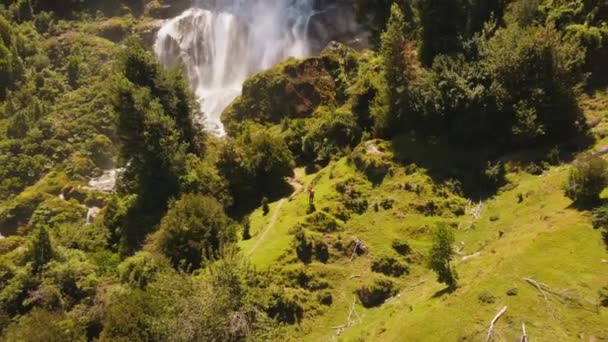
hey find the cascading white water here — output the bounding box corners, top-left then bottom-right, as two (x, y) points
(154, 0), (316, 135)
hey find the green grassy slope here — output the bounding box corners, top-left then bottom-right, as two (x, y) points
(238, 105), (608, 341)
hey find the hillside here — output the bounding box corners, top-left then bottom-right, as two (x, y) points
(0, 0), (607, 341)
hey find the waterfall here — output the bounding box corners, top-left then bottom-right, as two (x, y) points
(154, 0), (316, 135)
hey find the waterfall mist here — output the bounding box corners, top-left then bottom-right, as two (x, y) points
(154, 0), (316, 135)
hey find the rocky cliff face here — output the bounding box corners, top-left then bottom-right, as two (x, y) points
(151, 0), (370, 134)
(308, 0), (371, 52)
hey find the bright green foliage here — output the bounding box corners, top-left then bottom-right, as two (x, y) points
(2, 308), (86, 341)
(118, 251), (171, 288)
(564, 156), (608, 206)
(427, 224), (458, 289)
(148, 194), (237, 271)
(180, 153), (233, 205)
(302, 108), (362, 161)
(41, 248), (98, 306)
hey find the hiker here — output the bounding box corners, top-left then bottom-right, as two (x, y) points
(309, 187), (315, 204)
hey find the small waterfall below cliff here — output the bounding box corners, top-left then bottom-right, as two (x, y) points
(154, 0), (315, 135)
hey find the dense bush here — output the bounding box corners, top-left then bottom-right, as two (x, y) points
(356, 277), (398, 307)
(218, 126), (294, 209)
(118, 251), (171, 288)
(371, 256), (409, 277)
(147, 194), (237, 271)
(564, 156), (608, 206)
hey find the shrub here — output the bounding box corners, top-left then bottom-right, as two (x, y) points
(301, 108), (362, 162)
(600, 286), (608, 307)
(392, 240), (411, 255)
(478, 291), (496, 304)
(261, 197), (270, 216)
(266, 288), (304, 324)
(564, 156), (608, 206)
(303, 211), (340, 233)
(147, 194), (237, 271)
(119, 251), (171, 289)
(317, 290), (333, 306)
(371, 256), (409, 277)
(356, 278), (398, 307)
(591, 205), (608, 229)
(242, 216), (251, 240)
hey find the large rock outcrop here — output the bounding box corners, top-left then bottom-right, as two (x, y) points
(221, 43), (362, 135)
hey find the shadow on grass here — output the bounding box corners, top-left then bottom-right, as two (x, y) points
(432, 286), (457, 298)
(227, 179), (294, 220)
(389, 132), (594, 200)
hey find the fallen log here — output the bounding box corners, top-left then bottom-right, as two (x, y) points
(485, 305), (507, 342)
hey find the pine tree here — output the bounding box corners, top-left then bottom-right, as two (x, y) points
(31, 227), (53, 274)
(379, 3), (412, 135)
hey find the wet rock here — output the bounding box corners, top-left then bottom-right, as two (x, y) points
(308, 0), (371, 52)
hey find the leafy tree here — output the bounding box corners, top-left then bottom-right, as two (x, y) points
(564, 156), (608, 206)
(111, 39), (205, 253)
(147, 194), (237, 271)
(481, 17), (585, 145)
(180, 153), (232, 207)
(219, 126), (294, 210)
(427, 224), (458, 289)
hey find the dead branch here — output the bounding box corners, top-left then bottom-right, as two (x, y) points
(466, 200), (483, 220)
(348, 237), (366, 262)
(332, 297), (360, 336)
(461, 252), (481, 262)
(520, 322), (528, 342)
(523, 278), (559, 319)
(485, 305), (507, 342)
(348, 274), (361, 280)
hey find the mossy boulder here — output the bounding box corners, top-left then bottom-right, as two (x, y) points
(222, 43), (360, 135)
